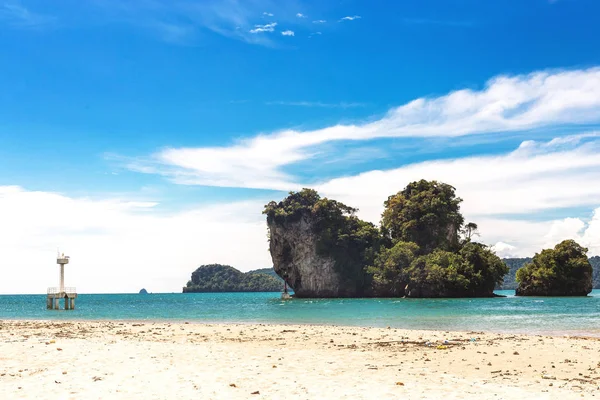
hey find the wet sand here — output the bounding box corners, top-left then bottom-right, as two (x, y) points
(1, 320), (599, 399)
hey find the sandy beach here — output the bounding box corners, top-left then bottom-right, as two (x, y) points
(1, 320), (599, 399)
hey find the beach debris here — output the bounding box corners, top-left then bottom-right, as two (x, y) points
(62, 371), (67, 375)
(251, 390), (260, 395)
(56, 348), (63, 351)
(229, 383), (237, 388)
(395, 382), (404, 386)
(436, 345), (448, 350)
(542, 375), (556, 380)
(513, 351), (520, 355)
(92, 376), (103, 382)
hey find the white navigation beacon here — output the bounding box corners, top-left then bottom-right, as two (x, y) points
(47, 250), (77, 310)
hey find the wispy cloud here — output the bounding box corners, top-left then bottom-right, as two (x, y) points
(308, 31), (322, 38)
(281, 30), (294, 36)
(266, 100), (365, 108)
(0, 1), (56, 29)
(340, 15), (361, 21)
(296, 13), (306, 18)
(312, 19), (326, 24)
(402, 18), (474, 27)
(124, 67), (600, 192)
(89, 0), (297, 46)
(249, 22), (277, 34)
(317, 137), (600, 257)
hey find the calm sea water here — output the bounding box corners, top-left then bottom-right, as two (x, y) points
(1, 290), (599, 336)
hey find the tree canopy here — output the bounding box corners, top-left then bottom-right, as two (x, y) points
(516, 240), (593, 296)
(381, 180), (465, 253)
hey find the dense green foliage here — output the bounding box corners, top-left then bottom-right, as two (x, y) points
(264, 189), (381, 291)
(183, 264), (282, 293)
(395, 242), (507, 297)
(381, 180), (464, 253)
(266, 181), (509, 298)
(516, 240), (593, 296)
(368, 241), (419, 296)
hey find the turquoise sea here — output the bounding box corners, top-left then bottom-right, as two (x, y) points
(1, 290), (599, 336)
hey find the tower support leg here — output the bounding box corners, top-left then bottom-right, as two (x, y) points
(70, 298), (75, 310)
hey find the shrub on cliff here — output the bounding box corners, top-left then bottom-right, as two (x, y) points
(516, 240), (593, 296)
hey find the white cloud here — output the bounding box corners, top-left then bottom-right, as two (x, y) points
(487, 211), (600, 258)
(315, 137), (600, 257)
(318, 135), (600, 218)
(0, 186), (271, 294)
(312, 20), (326, 24)
(296, 13), (306, 18)
(340, 15), (361, 21)
(263, 12), (274, 17)
(127, 67), (600, 191)
(491, 242), (518, 258)
(281, 30), (294, 36)
(250, 22), (277, 33)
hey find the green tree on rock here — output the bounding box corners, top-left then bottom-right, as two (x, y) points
(381, 180), (464, 253)
(516, 240), (593, 296)
(403, 243), (507, 298)
(368, 241), (419, 297)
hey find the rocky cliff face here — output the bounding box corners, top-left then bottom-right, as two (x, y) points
(268, 215), (364, 298)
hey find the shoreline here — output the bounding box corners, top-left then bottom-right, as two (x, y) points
(2, 320), (600, 399)
(2, 317), (600, 339)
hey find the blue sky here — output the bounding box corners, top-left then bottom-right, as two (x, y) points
(1, 0), (600, 293)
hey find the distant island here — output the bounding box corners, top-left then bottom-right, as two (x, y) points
(183, 264), (282, 293)
(264, 180), (508, 298)
(139, 288), (148, 295)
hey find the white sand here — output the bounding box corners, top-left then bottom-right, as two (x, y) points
(1, 320), (599, 399)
